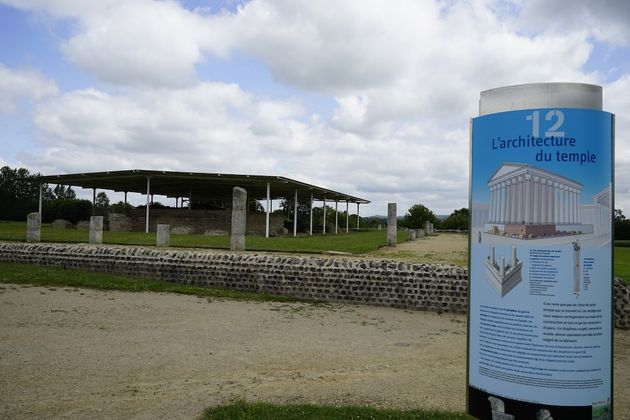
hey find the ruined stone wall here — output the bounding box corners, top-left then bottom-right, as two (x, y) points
(109, 209), (284, 236)
(0, 242), (627, 328)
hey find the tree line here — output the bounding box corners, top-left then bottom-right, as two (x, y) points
(2, 165), (628, 239)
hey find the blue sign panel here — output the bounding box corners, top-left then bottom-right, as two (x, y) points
(468, 108), (613, 419)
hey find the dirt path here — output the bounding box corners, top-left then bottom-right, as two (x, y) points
(1, 284), (628, 419)
(369, 233), (468, 266)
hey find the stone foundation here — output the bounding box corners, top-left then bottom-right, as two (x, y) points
(0, 242), (627, 329)
(108, 209), (284, 236)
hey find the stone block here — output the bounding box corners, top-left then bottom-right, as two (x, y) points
(26, 212), (41, 242)
(89, 216), (103, 244)
(156, 224), (170, 247)
(230, 187), (247, 251)
(387, 202), (397, 246)
(76, 220), (90, 230)
(51, 219), (74, 229)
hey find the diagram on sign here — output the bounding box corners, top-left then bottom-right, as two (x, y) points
(482, 162), (611, 241)
(484, 244), (522, 297)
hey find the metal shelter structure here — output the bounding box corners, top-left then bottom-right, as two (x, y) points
(33, 169), (370, 236)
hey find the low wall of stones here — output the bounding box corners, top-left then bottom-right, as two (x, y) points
(0, 242), (628, 328)
(109, 209), (285, 236)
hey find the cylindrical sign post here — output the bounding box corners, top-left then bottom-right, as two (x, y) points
(467, 83), (613, 419)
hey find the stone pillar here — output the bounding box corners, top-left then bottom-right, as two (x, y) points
(418, 229), (425, 237)
(516, 176), (523, 223)
(156, 224), (170, 247)
(26, 212), (41, 242)
(524, 174), (532, 224)
(553, 183), (560, 224)
(89, 216), (103, 244)
(409, 230), (416, 240)
(230, 187), (247, 251)
(576, 191), (582, 223)
(513, 179), (520, 223)
(533, 177), (540, 224)
(489, 186), (496, 222)
(387, 202), (397, 246)
(497, 182), (505, 224)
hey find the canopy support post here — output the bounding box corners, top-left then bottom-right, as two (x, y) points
(145, 177), (151, 233)
(309, 193), (313, 236)
(293, 189), (298, 237)
(265, 182), (270, 238)
(335, 200), (338, 234)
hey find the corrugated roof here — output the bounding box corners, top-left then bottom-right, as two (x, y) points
(33, 169), (370, 204)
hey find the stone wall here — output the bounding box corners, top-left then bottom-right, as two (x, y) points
(109, 209), (284, 236)
(0, 242), (627, 329)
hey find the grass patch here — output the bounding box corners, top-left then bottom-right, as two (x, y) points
(0, 221), (408, 254)
(203, 401), (472, 420)
(0, 262), (298, 303)
(615, 247), (630, 284)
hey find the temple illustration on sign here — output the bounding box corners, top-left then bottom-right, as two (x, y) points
(475, 162), (611, 297)
(482, 162), (611, 240)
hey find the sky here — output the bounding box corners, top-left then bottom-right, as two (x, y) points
(1, 0), (629, 217)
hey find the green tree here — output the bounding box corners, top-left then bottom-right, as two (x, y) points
(95, 192), (110, 209)
(614, 209), (630, 240)
(441, 208), (469, 230)
(401, 203), (437, 229)
(52, 185), (76, 200)
(0, 166), (51, 221)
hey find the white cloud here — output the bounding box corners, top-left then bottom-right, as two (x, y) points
(0, 64), (58, 113)
(224, 0), (595, 131)
(59, 1), (218, 87)
(3, 0), (629, 215)
(605, 74), (630, 212)
(3, 0), (236, 87)
(514, 0), (630, 46)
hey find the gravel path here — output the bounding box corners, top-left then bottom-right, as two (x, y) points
(1, 284), (628, 419)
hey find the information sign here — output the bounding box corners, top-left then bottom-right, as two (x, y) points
(468, 108), (614, 420)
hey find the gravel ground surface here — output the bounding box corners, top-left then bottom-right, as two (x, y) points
(1, 234), (627, 419)
(1, 285), (628, 420)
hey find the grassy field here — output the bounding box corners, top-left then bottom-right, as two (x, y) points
(0, 221), (628, 281)
(616, 247), (630, 283)
(203, 401), (472, 419)
(0, 221), (408, 254)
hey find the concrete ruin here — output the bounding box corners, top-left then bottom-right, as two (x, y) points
(230, 187), (247, 251)
(387, 203), (397, 246)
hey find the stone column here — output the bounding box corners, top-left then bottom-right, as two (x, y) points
(89, 216), (103, 244)
(505, 179), (513, 223)
(156, 224), (170, 247)
(230, 187), (247, 251)
(26, 212), (41, 242)
(387, 202), (397, 246)
(489, 186), (496, 222)
(409, 230), (416, 240)
(548, 181), (554, 224)
(533, 177), (540, 224)
(538, 180), (545, 224)
(516, 176), (523, 223)
(569, 189), (575, 224)
(560, 186), (568, 224)
(524, 174), (532, 224)
(499, 182), (507, 223)
(553, 183), (560, 224)
(576, 190), (582, 223)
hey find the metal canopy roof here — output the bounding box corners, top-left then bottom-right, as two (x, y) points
(34, 169), (370, 204)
